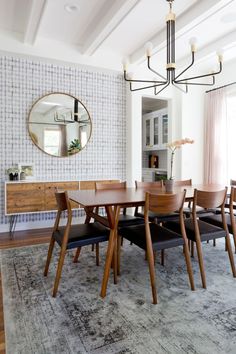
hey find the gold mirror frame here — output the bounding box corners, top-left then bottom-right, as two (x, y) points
(28, 92), (92, 157)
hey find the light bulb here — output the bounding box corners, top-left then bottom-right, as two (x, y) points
(216, 49), (224, 62)
(122, 57), (129, 71)
(145, 42), (153, 57)
(189, 37), (197, 52)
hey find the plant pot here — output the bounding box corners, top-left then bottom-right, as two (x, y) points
(165, 179), (174, 193)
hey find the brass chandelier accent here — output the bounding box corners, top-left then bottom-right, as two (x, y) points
(123, 0), (223, 95)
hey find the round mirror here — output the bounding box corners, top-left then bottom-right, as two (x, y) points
(28, 93), (92, 157)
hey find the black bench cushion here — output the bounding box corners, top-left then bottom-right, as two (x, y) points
(164, 219), (226, 242)
(53, 222), (110, 249)
(119, 223), (184, 251)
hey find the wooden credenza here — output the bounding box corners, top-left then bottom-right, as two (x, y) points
(5, 179), (118, 215)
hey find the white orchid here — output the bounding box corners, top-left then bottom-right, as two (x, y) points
(167, 138), (194, 179)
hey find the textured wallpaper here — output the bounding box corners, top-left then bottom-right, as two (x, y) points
(0, 56), (126, 227)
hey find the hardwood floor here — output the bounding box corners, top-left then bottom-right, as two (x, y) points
(0, 228), (51, 354)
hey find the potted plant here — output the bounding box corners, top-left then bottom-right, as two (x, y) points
(165, 138), (194, 192)
(68, 139), (81, 155)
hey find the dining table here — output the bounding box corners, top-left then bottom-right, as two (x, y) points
(68, 183), (225, 298)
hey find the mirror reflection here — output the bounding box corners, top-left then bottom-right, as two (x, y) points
(28, 93), (92, 157)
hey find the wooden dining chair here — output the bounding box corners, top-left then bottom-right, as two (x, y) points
(95, 181), (145, 227)
(119, 190), (195, 304)
(44, 191), (110, 297)
(164, 188), (236, 288)
(199, 186), (236, 253)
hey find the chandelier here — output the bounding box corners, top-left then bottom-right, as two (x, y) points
(123, 0), (223, 95)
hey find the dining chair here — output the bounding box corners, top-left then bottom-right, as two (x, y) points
(95, 181), (145, 227)
(199, 186), (236, 253)
(44, 191), (110, 297)
(119, 190), (195, 304)
(135, 179), (191, 265)
(164, 188), (236, 288)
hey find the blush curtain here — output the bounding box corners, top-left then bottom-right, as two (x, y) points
(204, 88), (228, 184)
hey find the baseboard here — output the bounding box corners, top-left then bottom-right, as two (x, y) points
(0, 216), (86, 234)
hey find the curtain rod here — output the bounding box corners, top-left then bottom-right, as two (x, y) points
(206, 81), (236, 93)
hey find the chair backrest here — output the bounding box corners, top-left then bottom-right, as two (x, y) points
(53, 191), (72, 232)
(174, 179), (192, 186)
(192, 188), (227, 210)
(145, 190), (186, 215)
(95, 181), (126, 190)
(230, 179), (236, 186)
(135, 180), (163, 189)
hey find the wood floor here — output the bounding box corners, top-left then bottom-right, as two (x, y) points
(0, 228), (51, 354)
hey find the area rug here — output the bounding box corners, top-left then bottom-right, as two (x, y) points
(1, 239), (236, 354)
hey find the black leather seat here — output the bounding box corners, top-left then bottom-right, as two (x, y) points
(120, 223), (185, 250)
(165, 218), (226, 242)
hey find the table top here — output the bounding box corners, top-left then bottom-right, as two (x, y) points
(68, 184), (225, 207)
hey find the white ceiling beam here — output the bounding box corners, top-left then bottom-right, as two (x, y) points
(23, 0), (48, 45)
(130, 0), (234, 64)
(81, 0), (140, 56)
(177, 30), (236, 70)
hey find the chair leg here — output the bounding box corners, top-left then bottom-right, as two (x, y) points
(213, 239), (216, 247)
(44, 237), (55, 276)
(91, 244), (95, 251)
(117, 235), (121, 276)
(52, 247), (67, 297)
(225, 235), (236, 277)
(73, 247), (81, 263)
(96, 243), (99, 266)
(113, 230), (118, 284)
(183, 243), (195, 291)
(146, 245), (158, 304)
(121, 237), (124, 246)
(232, 232), (236, 254)
(161, 250), (165, 266)
(195, 240), (207, 289)
(191, 241), (194, 258)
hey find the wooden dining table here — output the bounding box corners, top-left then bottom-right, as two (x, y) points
(68, 183), (224, 298)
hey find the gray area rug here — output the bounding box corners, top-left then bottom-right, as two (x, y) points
(1, 239), (236, 354)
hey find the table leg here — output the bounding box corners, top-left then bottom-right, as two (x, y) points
(100, 205), (120, 298)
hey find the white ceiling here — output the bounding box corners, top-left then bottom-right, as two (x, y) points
(0, 0), (236, 73)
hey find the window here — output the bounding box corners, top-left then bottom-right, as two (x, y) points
(44, 129), (61, 156)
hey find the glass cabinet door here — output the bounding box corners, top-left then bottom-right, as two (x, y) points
(162, 114), (168, 145)
(145, 118), (151, 147)
(153, 116), (159, 146)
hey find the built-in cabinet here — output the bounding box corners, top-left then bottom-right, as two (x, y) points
(143, 109), (168, 151)
(142, 108), (169, 182)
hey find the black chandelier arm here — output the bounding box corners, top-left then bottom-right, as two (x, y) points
(174, 75), (215, 86)
(124, 70), (165, 84)
(172, 82), (188, 93)
(154, 78), (170, 95)
(174, 52), (195, 81)
(130, 80), (168, 92)
(174, 62), (222, 83)
(147, 56), (167, 81)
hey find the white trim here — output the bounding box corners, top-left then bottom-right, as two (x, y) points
(0, 216), (86, 234)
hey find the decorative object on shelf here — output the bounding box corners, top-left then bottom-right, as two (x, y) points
(123, 0), (223, 94)
(28, 93), (92, 157)
(6, 167), (20, 181)
(68, 139), (81, 155)
(18, 163), (34, 180)
(166, 137), (194, 191)
(149, 155), (159, 168)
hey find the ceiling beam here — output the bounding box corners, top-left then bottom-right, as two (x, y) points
(81, 0), (140, 56)
(23, 0), (48, 45)
(130, 0), (234, 64)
